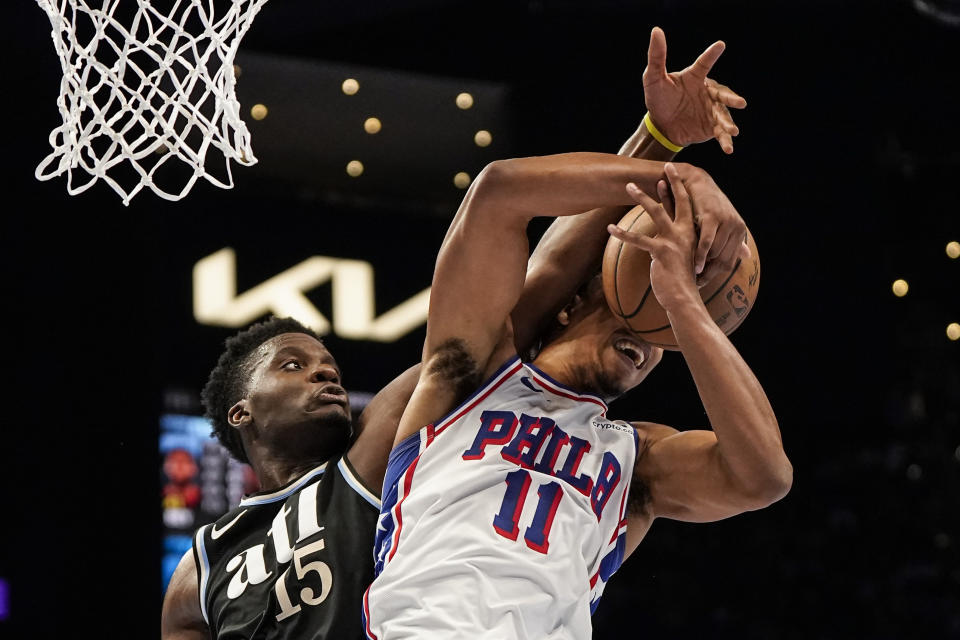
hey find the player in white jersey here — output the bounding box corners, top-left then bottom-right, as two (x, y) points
(365, 29), (793, 639)
(370, 357), (639, 638)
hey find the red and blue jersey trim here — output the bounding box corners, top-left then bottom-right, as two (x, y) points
(373, 357), (523, 573)
(432, 356), (524, 437)
(525, 362), (609, 415)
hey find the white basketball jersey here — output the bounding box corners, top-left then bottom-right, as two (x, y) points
(363, 357), (639, 640)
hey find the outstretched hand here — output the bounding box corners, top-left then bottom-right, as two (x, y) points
(608, 164), (702, 311)
(643, 26), (746, 153)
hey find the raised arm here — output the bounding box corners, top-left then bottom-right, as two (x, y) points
(393, 152), (674, 445)
(345, 363), (421, 490)
(607, 167), (791, 552)
(512, 26), (747, 354)
(350, 26), (751, 480)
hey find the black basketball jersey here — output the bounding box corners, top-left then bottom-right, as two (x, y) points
(192, 456), (381, 639)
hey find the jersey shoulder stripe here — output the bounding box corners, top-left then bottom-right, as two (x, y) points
(431, 355), (523, 435)
(193, 524), (213, 626)
(337, 457), (381, 508)
(386, 426), (436, 564)
(525, 362), (608, 412)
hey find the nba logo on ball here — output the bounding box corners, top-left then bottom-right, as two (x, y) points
(601, 205), (761, 350)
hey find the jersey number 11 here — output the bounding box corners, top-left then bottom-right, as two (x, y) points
(493, 469), (563, 553)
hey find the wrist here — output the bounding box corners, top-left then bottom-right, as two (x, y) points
(662, 290), (708, 319)
(643, 112), (684, 154)
(622, 124), (678, 162)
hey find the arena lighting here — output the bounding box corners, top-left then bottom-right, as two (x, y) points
(913, 0), (960, 26)
(474, 130), (492, 147)
(364, 117), (382, 134)
(454, 172), (471, 189)
(892, 279), (909, 297)
(947, 241), (959, 259)
(346, 160), (364, 177)
(947, 323), (960, 341)
(192, 248), (431, 342)
(342, 78), (360, 95)
(456, 92), (474, 109)
(250, 104), (268, 121)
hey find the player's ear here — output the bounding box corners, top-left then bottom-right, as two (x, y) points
(228, 400), (250, 428)
(557, 293), (584, 326)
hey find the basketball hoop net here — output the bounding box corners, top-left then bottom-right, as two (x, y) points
(35, 0), (269, 205)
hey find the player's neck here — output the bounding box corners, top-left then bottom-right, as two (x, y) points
(532, 340), (588, 392)
(249, 451), (331, 492)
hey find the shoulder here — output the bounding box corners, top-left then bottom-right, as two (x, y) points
(631, 421), (680, 454)
(161, 550), (210, 639)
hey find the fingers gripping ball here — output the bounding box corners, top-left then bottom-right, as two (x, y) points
(601, 205), (760, 350)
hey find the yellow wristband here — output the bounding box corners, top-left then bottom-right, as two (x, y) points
(643, 112), (684, 153)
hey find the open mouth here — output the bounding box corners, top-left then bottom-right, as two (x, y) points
(614, 338), (647, 370)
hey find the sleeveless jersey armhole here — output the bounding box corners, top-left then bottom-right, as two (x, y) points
(338, 456), (382, 509)
(192, 524), (213, 628)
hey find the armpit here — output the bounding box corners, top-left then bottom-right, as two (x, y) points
(627, 437), (653, 517)
(426, 338), (483, 403)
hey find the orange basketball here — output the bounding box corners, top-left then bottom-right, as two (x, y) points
(601, 205), (761, 350)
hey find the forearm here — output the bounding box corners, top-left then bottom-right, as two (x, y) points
(619, 117), (680, 161)
(528, 126), (676, 272)
(481, 152), (666, 219)
(667, 298), (792, 500)
(512, 128), (677, 352)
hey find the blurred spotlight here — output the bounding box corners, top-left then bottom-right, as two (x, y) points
(955, 444), (960, 461)
(474, 130), (492, 147)
(892, 279), (909, 297)
(906, 464), (922, 481)
(934, 533), (951, 549)
(342, 78), (360, 95)
(0, 578), (7, 620)
(912, 0), (960, 26)
(456, 92), (474, 109)
(346, 160), (364, 177)
(947, 322), (960, 341)
(947, 241), (960, 259)
(364, 117), (382, 134)
(454, 172), (471, 189)
(233, 64), (242, 78)
(250, 104), (268, 120)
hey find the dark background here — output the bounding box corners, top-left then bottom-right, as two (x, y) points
(3, 0), (958, 637)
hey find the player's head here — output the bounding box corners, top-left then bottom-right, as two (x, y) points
(538, 275), (663, 401)
(201, 317), (351, 466)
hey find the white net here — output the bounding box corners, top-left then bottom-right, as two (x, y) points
(35, 0), (270, 205)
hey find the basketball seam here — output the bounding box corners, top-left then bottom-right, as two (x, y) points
(631, 257), (743, 334)
(613, 212), (652, 320)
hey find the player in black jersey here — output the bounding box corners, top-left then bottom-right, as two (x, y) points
(161, 318), (420, 639)
(160, 27), (747, 640)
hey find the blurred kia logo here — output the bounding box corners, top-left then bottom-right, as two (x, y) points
(193, 248), (430, 342)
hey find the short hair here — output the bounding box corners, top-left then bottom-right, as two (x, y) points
(201, 317), (324, 463)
